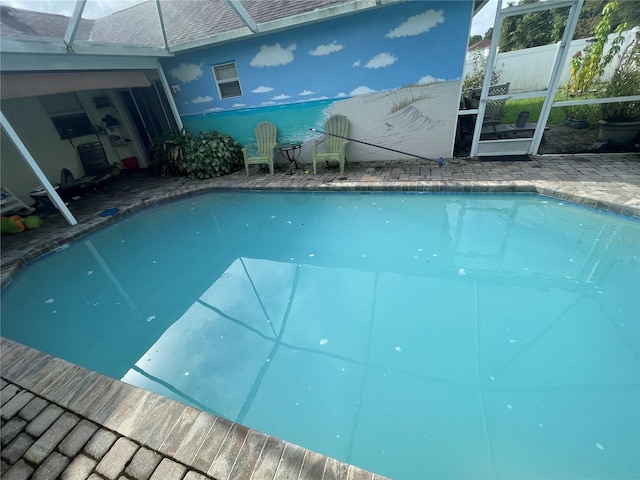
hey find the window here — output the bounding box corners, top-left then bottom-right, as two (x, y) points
(41, 92), (83, 114)
(212, 62), (242, 99)
(41, 93), (94, 139)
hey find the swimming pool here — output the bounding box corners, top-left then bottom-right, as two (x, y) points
(2, 191), (639, 479)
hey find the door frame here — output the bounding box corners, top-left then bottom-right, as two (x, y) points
(470, 0), (584, 157)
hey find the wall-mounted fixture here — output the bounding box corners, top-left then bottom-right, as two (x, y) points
(171, 85), (180, 93)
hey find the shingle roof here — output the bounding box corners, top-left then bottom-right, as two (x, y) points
(468, 37), (491, 52)
(0, 4), (94, 40)
(1, 0), (356, 50)
(88, 1), (164, 47)
(92, 0), (351, 48)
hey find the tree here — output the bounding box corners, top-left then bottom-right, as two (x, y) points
(497, 0), (637, 53)
(468, 34), (483, 46)
(499, 0), (570, 51)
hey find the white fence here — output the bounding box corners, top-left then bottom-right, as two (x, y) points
(464, 28), (638, 93)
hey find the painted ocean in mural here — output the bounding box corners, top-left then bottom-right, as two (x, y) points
(182, 80), (460, 162)
(163, 1), (473, 159)
(182, 99), (335, 146)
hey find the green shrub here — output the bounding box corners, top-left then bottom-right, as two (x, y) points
(601, 33), (640, 122)
(150, 129), (243, 179)
(149, 129), (190, 176)
(461, 50), (502, 103)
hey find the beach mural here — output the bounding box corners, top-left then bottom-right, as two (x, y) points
(160, 1), (473, 162)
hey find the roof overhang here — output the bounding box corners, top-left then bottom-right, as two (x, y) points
(0, 70), (151, 100)
(170, 0), (384, 53)
(0, 0), (484, 72)
(474, 0), (490, 15)
(0, 36), (171, 72)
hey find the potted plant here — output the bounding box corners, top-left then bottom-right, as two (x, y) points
(598, 30), (640, 145)
(563, 1), (627, 128)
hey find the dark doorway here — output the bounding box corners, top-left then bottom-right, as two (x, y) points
(120, 82), (177, 151)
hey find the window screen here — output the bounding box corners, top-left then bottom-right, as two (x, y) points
(212, 62), (242, 99)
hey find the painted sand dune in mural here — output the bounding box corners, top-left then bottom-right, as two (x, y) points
(384, 105), (444, 136)
(326, 81), (460, 160)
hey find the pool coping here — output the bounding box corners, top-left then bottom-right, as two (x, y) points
(2, 178), (639, 290)
(2, 155), (639, 479)
(1, 337), (382, 480)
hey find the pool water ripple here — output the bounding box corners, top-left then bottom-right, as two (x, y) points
(2, 191), (639, 479)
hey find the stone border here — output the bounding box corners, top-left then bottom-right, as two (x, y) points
(2, 158), (639, 479)
(2, 180), (638, 289)
(1, 337), (386, 480)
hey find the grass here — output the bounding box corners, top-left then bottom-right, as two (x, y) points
(501, 95), (601, 125)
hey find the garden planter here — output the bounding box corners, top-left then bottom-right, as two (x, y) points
(597, 120), (640, 145)
(563, 117), (588, 129)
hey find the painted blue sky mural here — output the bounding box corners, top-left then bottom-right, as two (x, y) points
(162, 1), (472, 117)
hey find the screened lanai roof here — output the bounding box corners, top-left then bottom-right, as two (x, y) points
(1, 0), (487, 65)
(0, 0), (393, 61)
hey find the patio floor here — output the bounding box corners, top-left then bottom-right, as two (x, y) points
(2, 153), (640, 480)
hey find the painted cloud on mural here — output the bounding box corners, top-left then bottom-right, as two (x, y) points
(171, 0), (472, 158)
(418, 75), (446, 84)
(169, 63), (204, 83)
(351, 86), (376, 96)
(191, 96), (214, 104)
(386, 9), (445, 38)
(250, 43), (297, 67)
(308, 41), (343, 56)
(365, 53), (397, 69)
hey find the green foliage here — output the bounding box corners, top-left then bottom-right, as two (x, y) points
(461, 50), (502, 99)
(468, 34), (483, 46)
(149, 129), (243, 179)
(500, 0), (570, 52)
(468, 28), (492, 48)
(500, 96), (599, 125)
(497, 0), (637, 53)
(601, 33), (640, 122)
(575, 0), (640, 40)
(567, 2), (628, 97)
(561, 1), (629, 120)
(149, 129), (191, 176)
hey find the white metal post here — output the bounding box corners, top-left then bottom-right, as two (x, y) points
(157, 62), (184, 131)
(470, 0), (504, 157)
(0, 111), (78, 226)
(529, 0), (584, 154)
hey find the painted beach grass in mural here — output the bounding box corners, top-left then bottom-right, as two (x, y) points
(163, 1), (473, 160)
(182, 81), (460, 163)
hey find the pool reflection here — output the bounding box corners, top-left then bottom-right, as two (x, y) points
(2, 192), (638, 479)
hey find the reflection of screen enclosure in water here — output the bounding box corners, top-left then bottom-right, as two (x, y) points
(2, 192), (638, 480)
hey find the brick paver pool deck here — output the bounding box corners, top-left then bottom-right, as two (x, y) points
(1, 154), (639, 479)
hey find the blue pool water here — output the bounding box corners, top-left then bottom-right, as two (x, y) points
(2, 192), (639, 479)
